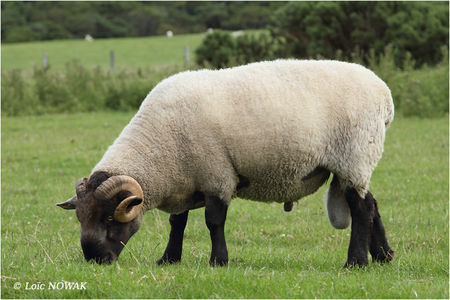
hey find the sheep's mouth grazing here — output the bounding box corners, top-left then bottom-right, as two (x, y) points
(81, 239), (119, 264)
(89, 253), (115, 264)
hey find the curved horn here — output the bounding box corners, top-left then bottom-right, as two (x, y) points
(94, 175), (144, 223)
(76, 177), (87, 196)
(94, 175), (144, 200)
(114, 196), (143, 223)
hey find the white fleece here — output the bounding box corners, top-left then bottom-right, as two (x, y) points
(92, 59), (394, 218)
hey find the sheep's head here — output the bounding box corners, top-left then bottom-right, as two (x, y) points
(57, 172), (144, 264)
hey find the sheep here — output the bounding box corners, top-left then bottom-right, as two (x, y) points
(84, 34), (94, 42)
(231, 30), (245, 38)
(57, 59), (394, 267)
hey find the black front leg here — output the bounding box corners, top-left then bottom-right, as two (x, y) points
(344, 188), (374, 268)
(156, 210), (189, 265)
(205, 195), (228, 266)
(366, 192), (394, 263)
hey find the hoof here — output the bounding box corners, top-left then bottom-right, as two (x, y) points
(209, 257), (228, 267)
(156, 256), (181, 265)
(372, 248), (395, 263)
(344, 257), (368, 269)
(284, 202), (293, 212)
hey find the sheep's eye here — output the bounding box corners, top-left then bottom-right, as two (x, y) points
(106, 216), (114, 222)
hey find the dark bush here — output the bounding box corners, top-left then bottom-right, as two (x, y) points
(4, 25), (40, 43)
(271, 2), (449, 67)
(221, 3), (281, 30)
(235, 33), (277, 64)
(196, 31), (278, 68)
(195, 31), (236, 68)
(127, 7), (162, 36)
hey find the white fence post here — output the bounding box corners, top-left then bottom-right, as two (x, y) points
(43, 53), (49, 69)
(110, 50), (115, 71)
(184, 46), (190, 67)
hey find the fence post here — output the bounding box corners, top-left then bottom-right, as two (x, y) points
(184, 46), (190, 67)
(110, 50), (115, 71)
(43, 53), (49, 69)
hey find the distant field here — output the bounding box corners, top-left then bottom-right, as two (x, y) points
(1, 33), (204, 71)
(1, 112), (448, 298)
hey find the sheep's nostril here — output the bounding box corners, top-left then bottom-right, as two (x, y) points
(85, 253), (113, 264)
(81, 238), (112, 263)
(102, 252), (114, 264)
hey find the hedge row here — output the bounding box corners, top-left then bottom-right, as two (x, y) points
(2, 48), (448, 118)
(1, 62), (183, 116)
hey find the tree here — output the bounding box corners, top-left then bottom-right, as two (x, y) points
(195, 31), (236, 68)
(271, 2), (449, 66)
(127, 6), (162, 36)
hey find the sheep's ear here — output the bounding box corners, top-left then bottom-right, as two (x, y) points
(56, 195), (77, 210)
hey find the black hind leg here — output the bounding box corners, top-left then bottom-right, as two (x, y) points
(344, 188), (374, 268)
(205, 195), (229, 266)
(367, 191), (394, 263)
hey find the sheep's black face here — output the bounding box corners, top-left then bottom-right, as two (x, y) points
(57, 172), (144, 264)
(79, 218), (142, 264)
(76, 194), (143, 264)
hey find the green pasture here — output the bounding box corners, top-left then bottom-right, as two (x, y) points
(1, 33), (204, 71)
(1, 112), (448, 298)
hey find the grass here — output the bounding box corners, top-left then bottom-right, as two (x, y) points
(1, 33), (205, 72)
(1, 112), (448, 298)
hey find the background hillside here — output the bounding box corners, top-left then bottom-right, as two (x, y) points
(1, 1), (282, 42)
(1, 1), (449, 118)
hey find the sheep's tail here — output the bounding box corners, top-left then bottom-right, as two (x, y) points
(323, 175), (351, 229)
(383, 85), (395, 128)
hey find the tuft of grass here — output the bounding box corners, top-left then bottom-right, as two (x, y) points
(1, 113), (448, 298)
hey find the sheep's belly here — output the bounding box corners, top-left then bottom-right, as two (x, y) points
(236, 168), (330, 203)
